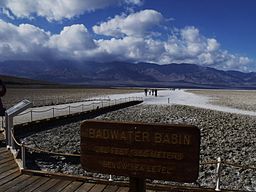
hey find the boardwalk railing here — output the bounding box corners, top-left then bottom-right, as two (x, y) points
(9, 128), (256, 192)
(12, 97), (142, 124)
(4, 95), (115, 108)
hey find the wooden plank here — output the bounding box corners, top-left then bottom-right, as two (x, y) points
(0, 152), (12, 160)
(0, 150), (11, 156)
(103, 185), (119, 192)
(19, 177), (51, 192)
(61, 181), (83, 192)
(0, 174), (31, 191)
(0, 148), (8, 153)
(0, 156), (13, 165)
(0, 167), (19, 180)
(5, 176), (40, 192)
(75, 183), (95, 192)
(47, 180), (73, 192)
(0, 162), (17, 173)
(33, 178), (62, 192)
(0, 159), (16, 169)
(0, 170), (20, 186)
(89, 184), (107, 192)
(116, 187), (129, 192)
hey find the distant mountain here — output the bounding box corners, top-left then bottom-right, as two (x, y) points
(1, 60), (256, 88)
(0, 74), (56, 87)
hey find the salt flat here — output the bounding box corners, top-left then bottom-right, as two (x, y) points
(105, 89), (256, 116)
(11, 89), (256, 125)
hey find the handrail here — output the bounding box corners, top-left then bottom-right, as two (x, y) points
(15, 97), (143, 120)
(32, 108), (54, 113)
(11, 130), (21, 147)
(17, 110), (32, 116)
(24, 145), (80, 157)
(54, 106), (70, 110)
(12, 127), (256, 171)
(70, 104), (83, 108)
(222, 160), (256, 170)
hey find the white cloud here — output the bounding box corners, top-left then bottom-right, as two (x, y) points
(0, 19), (50, 60)
(0, 9), (254, 72)
(0, 20), (99, 61)
(96, 36), (165, 63)
(0, 0), (143, 21)
(93, 9), (164, 37)
(48, 24), (97, 59)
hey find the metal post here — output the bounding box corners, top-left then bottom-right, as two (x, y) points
(5, 113), (9, 148)
(69, 106), (71, 114)
(168, 98), (170, 104)
(215, 157), (221, 191)
(1, 116), (3, 129)
(101, 100), (103, 108)
(7, 116), (12, 149)
(30, 110), (33, 122)
(21, 142), (26, 169)
(109, 175), (113, 181)
(11, 127), (15, 150)
(53, 108), (55, 117)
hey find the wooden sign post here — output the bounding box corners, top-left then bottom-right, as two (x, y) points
(80, 120), (200, 191)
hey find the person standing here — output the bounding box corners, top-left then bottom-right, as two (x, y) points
(144, 88), (148, 96)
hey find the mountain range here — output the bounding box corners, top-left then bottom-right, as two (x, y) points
(1, 60), (256, 88)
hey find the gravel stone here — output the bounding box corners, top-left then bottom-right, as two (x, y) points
(23, 104), (256, 191)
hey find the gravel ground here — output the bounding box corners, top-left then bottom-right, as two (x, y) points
(188, 89), (256, 111)
(23, 104), (256, 191)
(2, 88), (140, 108)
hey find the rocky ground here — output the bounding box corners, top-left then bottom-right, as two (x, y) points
(22, 104), (256, 191)
(3, 88), (140, 108)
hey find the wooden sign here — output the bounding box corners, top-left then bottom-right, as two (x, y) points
(80, 120), (200, 183)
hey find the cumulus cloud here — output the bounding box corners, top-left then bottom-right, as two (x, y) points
(0, 9), (253, 71)
(0, 19), (50, 60)
(48, 24), (97, 59)
(94, 23), (252, 71)
(93, 9), (164, 37)
(0, 20), (99, 61)
(0, 0), (142, 21)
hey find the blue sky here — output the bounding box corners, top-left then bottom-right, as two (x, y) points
(0, 0), (255, 71)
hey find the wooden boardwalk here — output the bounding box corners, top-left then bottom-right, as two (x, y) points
(0, 138), (240, 192)
(1, 132), (133, 192)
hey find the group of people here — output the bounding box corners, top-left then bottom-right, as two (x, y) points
(144, 88), (158, 97)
